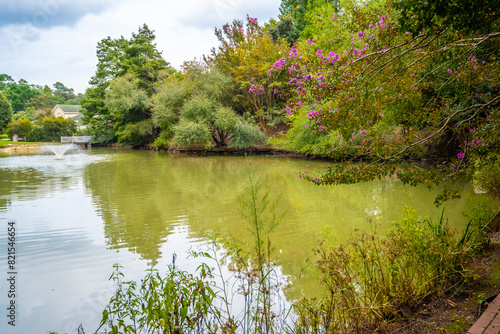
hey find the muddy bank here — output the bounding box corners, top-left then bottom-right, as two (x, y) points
(0, 143), (45, 154)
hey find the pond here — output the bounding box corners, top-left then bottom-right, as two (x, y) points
(0, 148), (489, 333)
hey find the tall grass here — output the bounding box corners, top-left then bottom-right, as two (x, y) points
(294, 206), (491, 333)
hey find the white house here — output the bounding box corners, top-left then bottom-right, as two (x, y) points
(51, 104), (85, 129)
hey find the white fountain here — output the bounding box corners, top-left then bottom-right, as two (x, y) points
(39, 144), (80, 160)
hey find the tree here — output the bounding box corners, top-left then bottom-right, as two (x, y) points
(3, 79), (41, 112)
(0, 92), (13, 132)
(268, 0), (499, 203)
(53, 82), (76, 101)
(6, 118), (33, 139)
(0, 74), (14, 90)
(81, 87), (115, 143)
(82, 24), (171, 144)
(12, 107), (36, 121)
(26, 94), (58, 111)
(152, 65), (266, 148)
(393, 0), (500, 35)
(104, 74), (153, 146)
(29, 116), (76, 142)
(208, 16), (291, 130)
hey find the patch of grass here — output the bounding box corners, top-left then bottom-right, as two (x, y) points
(2, 140), (47, 145)
(442, 317), (470, 333)
(483, 260), (500, 286)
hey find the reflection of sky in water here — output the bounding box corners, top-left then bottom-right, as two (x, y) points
(0, 188), (209, 334)
(0, 149), (491, 333)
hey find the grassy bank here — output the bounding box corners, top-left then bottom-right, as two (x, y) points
(0, 140), (48, 152)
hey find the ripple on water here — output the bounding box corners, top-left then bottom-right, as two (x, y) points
(0, 152), (110, 176)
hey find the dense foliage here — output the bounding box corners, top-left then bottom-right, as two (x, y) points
(79, 1), (499, 197)
(81, 24), (171, 145)
(82, 23), (270, 147)
(259, 0), (499, 202)
(0, 77), (79, 141)
(0, 92), (13, 131)
(6, 116), (76, 141)
(152, 64), (265, 148)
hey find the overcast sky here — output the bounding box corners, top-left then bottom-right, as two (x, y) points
(0, 0), (281, 94)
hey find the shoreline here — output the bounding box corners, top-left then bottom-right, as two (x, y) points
(0, 143), (45, 154)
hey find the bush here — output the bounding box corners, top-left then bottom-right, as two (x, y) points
(153, 130), (173, 150)
(304, 207), (480, 332)
(116, 119), (154, 146)
(101, 263), (217, 334)
(6, 118), (34, 139)
(473, 153), (500, 199)
(173, 120), (212, 147)
(28, 117), (76, 142)
(228, 120), (266, 148)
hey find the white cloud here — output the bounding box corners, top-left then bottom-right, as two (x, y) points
(0, 0), (280, 94)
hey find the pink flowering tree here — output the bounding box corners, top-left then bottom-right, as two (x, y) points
(206, 16), (292, 131)
(267, 1), (500, 203)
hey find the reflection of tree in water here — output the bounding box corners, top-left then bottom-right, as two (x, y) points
(84, 153), (174, 265)
(81, 151), (478, 300)
(0, 166), (76, 209)
(81, 151), (316, 267)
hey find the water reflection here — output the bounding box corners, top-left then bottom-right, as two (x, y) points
(0, 149), (491, 333)
(82, 151), (486, 297)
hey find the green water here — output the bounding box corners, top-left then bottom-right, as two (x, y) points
(0, 149), (490, 333)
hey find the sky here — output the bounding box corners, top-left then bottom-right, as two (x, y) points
(0, 0), (281, 94)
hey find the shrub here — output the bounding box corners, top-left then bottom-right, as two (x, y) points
(116, 119), (154, 146)
(100, 263), (217, 334)
(300, 207), (481, 332)
(473, 153), (500, 199)
(228, 120), (267, 148)
(6, 118), (34, 139)
(153, 130), (172, 150)
(173, 120), (212, 147)
(29, 117), (76, 142)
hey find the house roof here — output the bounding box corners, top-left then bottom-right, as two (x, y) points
(70, 113), (83, 124)
(56, 104), (82, 113)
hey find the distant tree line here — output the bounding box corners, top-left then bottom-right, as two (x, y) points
(0, 75), (82, 140)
